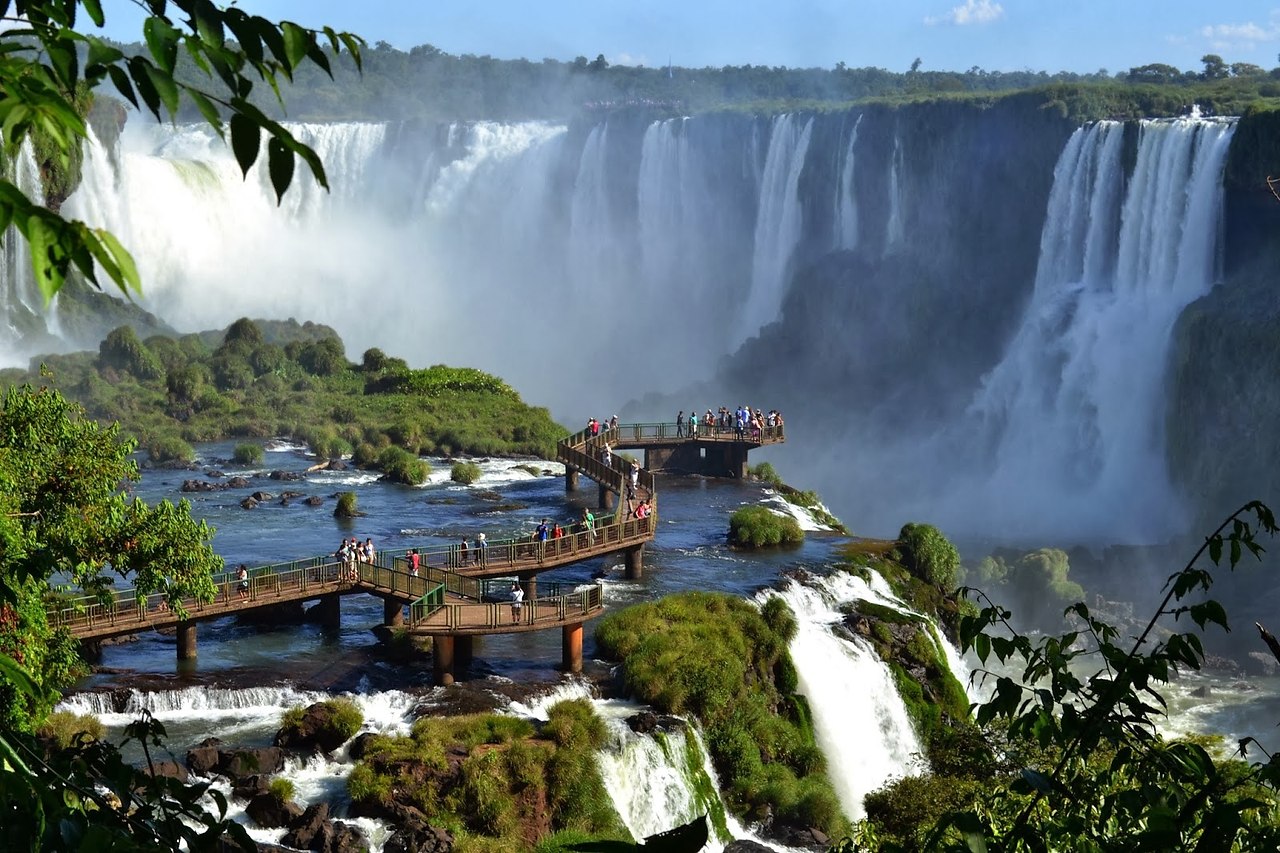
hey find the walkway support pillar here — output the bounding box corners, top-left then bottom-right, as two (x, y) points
(433, 635), (456, 686)
(456, 636), (474, 667)
(624, 544), (644, 580)
(317, 593), (341, 629)
(565, 465), (579, 493)
(519, 572), (537, 600)
(176, 621), (197, 660)
(383, 598), (404, 628)
(562, 623), (583, 673)
(730, 444), (749, 479)
(598, 483), (615, 511)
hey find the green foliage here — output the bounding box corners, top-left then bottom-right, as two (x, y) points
(37, 711), (105, 749)
(595, 592), (846, 838)
(268, 776), (295, 803)
(334, 491), (359, 518)
(896, 522), (960, 588)
(542, 698), (606, 749)
(327, 697), (364, 741)
(232, 442), (263, 465)
(379, 446), (428, 485)
(369, 365), (518, 398)
(146, 434), (195, 464)
(450, 461), (483, 485)
(970, 547), (1084, 627)
(98, 325), (164, 380)
(728, 506), (805, 549)
(750, 461), (783, 486)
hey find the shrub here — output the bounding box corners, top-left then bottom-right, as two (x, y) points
(335, 491), (359, 518)
(268, 776), (295, 803)
(450, 461), (482, 485)
(232, 442), (263, 465)
(897, 522), (960, 589)
(147, 435), (194, 464)
(542, 699), (606, 749)
(728, 506), (804, 548)
(379, 446), (428, 485)
(749, 461), (784, 486)
(327, 697), (364, 741)
(38, 711), (105, 749)
(98, 325), (164, 380)
(223, 317), (264, 346)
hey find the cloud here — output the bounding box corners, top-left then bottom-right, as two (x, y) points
(924, 0), (1004, 27)
(1199, 13), (1280, 51)
(609, 52), (649, 68)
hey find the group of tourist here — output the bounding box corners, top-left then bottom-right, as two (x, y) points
(585, 415), (618, 437)
(675, 406), (783, 440)
(334, 536), (376, 581)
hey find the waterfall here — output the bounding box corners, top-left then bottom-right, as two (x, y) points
(761, 573), (928, 822)
(884, 135), (905, 251)
(743, 115), (813, 346)
(0, 140), (48, 356)
(941, 116), (1236, 542)
(568, 122), (614, 299)
(833, 114), (862, 250)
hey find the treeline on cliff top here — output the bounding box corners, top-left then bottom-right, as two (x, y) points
(0, 317), (566, 474)
(92, 37), (1280, 122)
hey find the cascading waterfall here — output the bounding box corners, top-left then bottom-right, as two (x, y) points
(932, 115), (1236, 542)
(1, 140), (47, 355)
(760, 572), (929, 822)
(884, 135), (905, 251)
(744, 115), (813, 346)
(833, 114), (862, 251)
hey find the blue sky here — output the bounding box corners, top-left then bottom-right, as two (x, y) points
(98, 1), (1280, 75)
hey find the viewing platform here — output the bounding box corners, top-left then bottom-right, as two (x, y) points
(560, 421), (783, 484)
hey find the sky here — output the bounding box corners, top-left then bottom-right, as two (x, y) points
(96, 1), (1280, 76)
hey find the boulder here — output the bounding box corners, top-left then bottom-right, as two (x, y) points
(275, 702), (353, 754)
(144, 760), (189, 783)
(305, 496), (324, 507)
(218, 746), (286, 779)
(246, 792), (304, 828)
(182, 479), (219, 493)
(1244, 652), (1278, 677)
(226, 476), (253, 488)
(185, 737), (224, 775)
(281, 803), (330, 850)
(321, 821), (369, 853)
(348, 732), (379, 761)
(270, 470), (304, 481)
(724, 842), (774, 853)
(626, 711), (658, 734)
(250, 491), (274, 502)
(232, 774), (272, 800)
(240, 497), (259, 510)
(384, 815), (453, 853)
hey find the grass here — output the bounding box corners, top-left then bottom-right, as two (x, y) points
(451, 461), (483, 485)
(728, 505), (804, 548)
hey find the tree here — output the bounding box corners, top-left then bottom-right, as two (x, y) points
(0, 1), (364, 301)
(1201, 53), (1229, 80)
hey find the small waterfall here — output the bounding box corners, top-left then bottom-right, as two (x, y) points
(743, 115), (813, 346)
(0, 140), (47, 355)
(884, 135), (905, 251)
(944, 116), (1236, 542)
(568, 122), (614, 299)
(833, 114), (863, 250)
(762, 573), (927, 821)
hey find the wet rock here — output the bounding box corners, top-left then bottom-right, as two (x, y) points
(281, 803), (330, 850)
(305, 496), (324, 507)
(348, 732), (379, 761)
(219, 746), (286, 779)
(383, 812), (453, 853)
(232, 774), (272, 800)
(274, 702), (354, 754)
(205, 469), (226, 478)
(246, 792), (304, 828)
(626, 711), (658, 734)
(270, 470), (304, 481)
(1190, 685), (1212, 698)
(250, 491), (274, 502)
(1244, 652), (1277, 677)
(185, 737), (223, 775)
(240, 497), (259, 510)
(226, 476), (253, 489)
(724, 841), (774, 853)
(326, 460), (348, 471)
(182, 479), (220, 493)
(322, 821), (369, 853)
(143, 760), (189, 783)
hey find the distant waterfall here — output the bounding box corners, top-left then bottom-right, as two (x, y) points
(744, 115), (813, 346)
(942, 116), (1236, 541)
(761, 573), (928, 821)
(833, 115), (863, 250)
(1, 141), (47, 357)
(884, 136), (905, 251)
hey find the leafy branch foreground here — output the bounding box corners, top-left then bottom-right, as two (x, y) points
(848, 501), (1280, 851)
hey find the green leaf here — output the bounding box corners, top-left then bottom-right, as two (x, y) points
(82, 0), (105, 27)
(143, 15), (180, 74)
(187, 90), (224, 137)
(192, 0), (226, 46)
(222, 10), (263, 66)
(88, 228), (142, 295)
(973, 631), (991, 664)
(228, 113), (261, 177)
(281, 21), (308, 68)
(127, 56), (163, 119)
(266, 136), (295, 204)
(44, 37), (79, 90)
(143, 64), (181, 118)
(107, 65), (138, 108)
(1207, 536), (1222, 565)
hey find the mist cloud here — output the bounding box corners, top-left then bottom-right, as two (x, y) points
(924, 0), (1004, 27)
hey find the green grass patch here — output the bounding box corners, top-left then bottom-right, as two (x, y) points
(728, 505), (804, 549)
(38, 711), (105, 749)
(232, 442), (263, 465)
(451, 461), (483, 485)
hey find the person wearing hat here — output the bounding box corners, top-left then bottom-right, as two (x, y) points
(475, 532), (487, 565)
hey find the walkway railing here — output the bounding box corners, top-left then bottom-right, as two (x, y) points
(410, 583), (604, 632)
(593, 421), (785, 445)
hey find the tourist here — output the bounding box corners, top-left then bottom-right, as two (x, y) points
(407, 548), (420, 576)
(609, 414), (618, 432)
(552, 522), (564, 539)
(688, 409), (697, 438)
(511, 582), (524, 623)
(600, 441), (611, 466)
(676, 410), (685, 437)
(476, 532), (487, 565)
(634, 499), (651, 520)
(364, 537), (376, 565)
(583, 508), (596, 542)
(536, 518), (549, 543)
(459, 537), (469, 566)
(629, 460), (640, 491)
(236, 564), (250, 602)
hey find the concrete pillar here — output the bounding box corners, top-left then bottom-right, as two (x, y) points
(624, 544), (644, 580)
(176, 621), (197, 660)
(562, 623), (583, 673)
(433, 635), (455, 686)
(730, 444), (749, 479)
(598, 483), (615, 510)
(519, 572), (537, 600)
(456, 636), (474, 667)
(383, 598), (404, 627)
(565, 465), (579, 492)
(316, 593), (341, 629)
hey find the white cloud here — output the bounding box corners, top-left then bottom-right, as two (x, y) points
(924, 0), (1004, 27)
(1199, 16), (1280, 51)
(609, 52), (649, 68)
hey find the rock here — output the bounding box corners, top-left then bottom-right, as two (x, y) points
(246, 792), (304, 828)
(724, 842), (774, 853)
(226, 476), (252, 488)
(275, 702), (353, 754)
(250, 491), (274, 502)
(205, 469), (226, 478)
(182, 479), (219, 493)
(326, 460), (348, 471)
(1244, 652), (1278, 677)
(384, 817), (453, 853)
(348, 732), (379, 761)
(144, 760), (189, 782)
(626, 711), (658, 734)
(185, 737), (223, 775)
(218, 746), (286, 779)
(282, 803), (330, 850)
(232, 774), (273, 800)
(240, 497), (259, 509)
(305, 496), (324, 507)
(270, 470), (304, 481)
(1190, 685), (1212, 698)
(321, 821), (369, 853)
